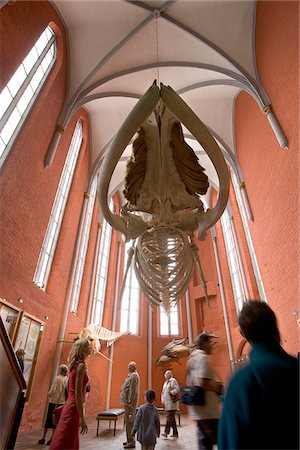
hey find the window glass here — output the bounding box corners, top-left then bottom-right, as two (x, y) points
(33, 121), (83, 290)
(120, 240), (140, 335)
(231, 171), (266, 301)
(18, 316), (43, 400)
(158, 235), (180, 336)
(0, 303), (19, 339)
(70, 178), (97, 312)
(160, 303), (179, 336)
(0, 26), (56, 167)
(91, 201), (114, 327)
(221, 206), (247, 315)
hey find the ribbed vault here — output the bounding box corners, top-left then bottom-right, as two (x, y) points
(41, 0), (287, 203)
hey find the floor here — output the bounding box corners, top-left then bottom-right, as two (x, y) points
(15, 414), (201, 450)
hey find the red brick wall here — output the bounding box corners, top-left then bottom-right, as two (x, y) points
(0, 2), (93, 432)
(234, 0), (299, 354)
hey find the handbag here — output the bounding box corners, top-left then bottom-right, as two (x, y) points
(52, 404), (64, 426)
(170, 391), (181, 402)
(180, 385), (205, 405)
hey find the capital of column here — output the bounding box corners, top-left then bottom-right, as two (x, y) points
(56, 123), (65, 134)
(262, 104), (273, 115)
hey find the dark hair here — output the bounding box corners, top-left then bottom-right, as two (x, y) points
(238, 300), (280, 345)
(195, 332), (217, 349)
(59, 364), (68, 376)
(145, 389), (156, 401)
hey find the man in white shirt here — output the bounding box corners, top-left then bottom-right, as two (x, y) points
(186, 332), (223, 449)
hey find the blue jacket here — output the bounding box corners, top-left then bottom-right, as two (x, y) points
(132, 403), (160, 445)
(218, 343), (299, 449)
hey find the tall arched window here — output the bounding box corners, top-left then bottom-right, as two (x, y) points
(160, 304), (179, 336)
(91, 201), (114, 326)
(70, 177), (98, 313)
(120, 241), (140, 335)
(159, 235), (180, 335)
(33, 120), (83, 289)
(231, 171), (266, 301)
(220, 205), (248, 314)
(0, 26), (56, 167)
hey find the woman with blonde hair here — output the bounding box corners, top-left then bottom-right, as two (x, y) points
(50, 338), (91, 450)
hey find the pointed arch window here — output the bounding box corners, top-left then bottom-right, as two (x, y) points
(70, 177), (98, 313)
(160, 303), (179, 336)
(120, 241), (140, 335)
(158, 235), (180, 335)
(33, 120), (83, 289)
(0, 26), (56, 167)
(231, 171), (266, 301)
(91, 201), (114, 327)
(220, 205), (248, 314)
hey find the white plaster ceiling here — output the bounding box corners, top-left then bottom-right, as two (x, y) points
(51, 0), (270, 201)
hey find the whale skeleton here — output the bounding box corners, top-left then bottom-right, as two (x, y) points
(98, 82), (229, 311)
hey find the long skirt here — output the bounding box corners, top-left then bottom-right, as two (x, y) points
(50, 401), (79, 450)
(44, 403), (56, 429)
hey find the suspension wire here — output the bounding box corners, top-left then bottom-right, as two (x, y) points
(155, 11), (160, 85)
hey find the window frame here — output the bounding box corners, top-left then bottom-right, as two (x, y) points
(231, 171), (267, 301)
(0, 26), (56, 168)
(91, 201), (114, 327)
(33, 120), (83, 290)
(119, 241), (140, 335)
(70, 177), (98, 313)
(159, 303), (180, 337)
(220, 206), (247, 315)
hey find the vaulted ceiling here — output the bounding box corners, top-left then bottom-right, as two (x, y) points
(51, 0), (281, 204)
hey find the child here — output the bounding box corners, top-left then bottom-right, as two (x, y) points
(132, 390), (160, 450)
